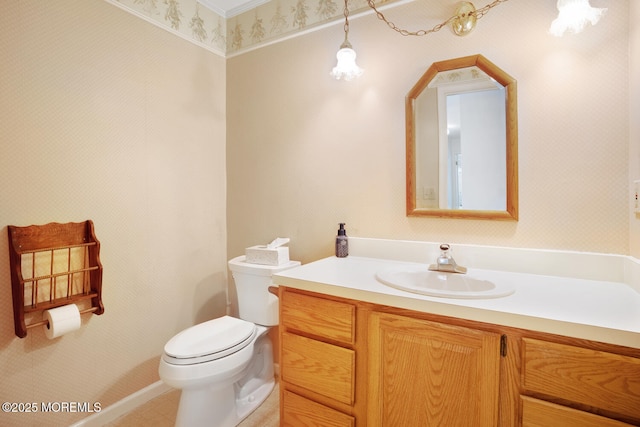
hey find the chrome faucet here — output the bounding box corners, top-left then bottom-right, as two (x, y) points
(428, 244), (467, 274)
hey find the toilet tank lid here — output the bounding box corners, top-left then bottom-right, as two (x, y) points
(228, 256), (300, 276)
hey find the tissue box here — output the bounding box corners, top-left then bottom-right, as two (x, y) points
(245, 245), (290, 266)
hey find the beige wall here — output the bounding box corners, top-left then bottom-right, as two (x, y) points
(227, 1), (631, 263)
(0, 1), (226, 425)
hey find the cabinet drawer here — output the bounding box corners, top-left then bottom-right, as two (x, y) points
(522, 338), (640, 420)
(281, 290), (355, 344)
(521, 396), (634, 427)
(282, 390), (355, 427)
(282, 332), (355, 405)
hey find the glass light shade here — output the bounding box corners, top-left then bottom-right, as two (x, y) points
(330, 47), (364, 81)
(549, 0), (607, 36)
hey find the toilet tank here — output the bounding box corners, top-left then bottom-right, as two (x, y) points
(228, 256), (301, 326)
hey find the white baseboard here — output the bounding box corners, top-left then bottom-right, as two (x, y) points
(69, 381), (172, 427)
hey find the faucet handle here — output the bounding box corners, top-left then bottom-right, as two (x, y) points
(431, 243), (467, 274)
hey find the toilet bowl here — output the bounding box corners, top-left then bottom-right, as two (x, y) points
(158, 256), (300, 427)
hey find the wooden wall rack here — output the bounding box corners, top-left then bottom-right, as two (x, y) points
(8, 220), (104, 338)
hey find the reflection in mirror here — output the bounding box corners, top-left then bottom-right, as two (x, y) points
(406, 55), (518, 220)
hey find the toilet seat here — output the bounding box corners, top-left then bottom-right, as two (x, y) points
(163, 316), (257, 366)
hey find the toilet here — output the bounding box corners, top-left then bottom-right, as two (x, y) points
(158, 255), (300, 427)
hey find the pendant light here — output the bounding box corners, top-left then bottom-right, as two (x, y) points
(330, 0), (363, 81)
(549, 0), (607, 36)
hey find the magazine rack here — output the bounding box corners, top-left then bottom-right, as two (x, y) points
(8, 220), (104, 338)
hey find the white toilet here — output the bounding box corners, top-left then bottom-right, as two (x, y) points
(158, 255), (300, 427)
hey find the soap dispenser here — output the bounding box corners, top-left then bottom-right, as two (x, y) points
(335, 223), (348, 258)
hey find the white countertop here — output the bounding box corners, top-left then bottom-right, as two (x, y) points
(274, 255), (640, 349)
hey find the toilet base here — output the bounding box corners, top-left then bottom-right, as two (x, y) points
(236, 377), (276, 423)
(173, 331), (275, 427)
(175, 379), (275, 427)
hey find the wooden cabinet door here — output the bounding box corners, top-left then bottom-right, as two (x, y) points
(368, 312), (501, 427)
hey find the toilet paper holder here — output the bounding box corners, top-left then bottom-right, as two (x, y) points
(7, 220), (104, 338)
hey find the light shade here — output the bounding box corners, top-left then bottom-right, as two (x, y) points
(549, 0), (607, 37)
(330, 47), (364, 81)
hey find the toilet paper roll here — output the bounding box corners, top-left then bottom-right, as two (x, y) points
(43, 304), (81, 339)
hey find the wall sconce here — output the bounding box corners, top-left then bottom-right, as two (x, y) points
(549, 0), (607, 36)
(330, 0), (364, 81)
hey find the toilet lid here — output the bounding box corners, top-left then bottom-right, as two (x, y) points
(163, 316), (256, 365)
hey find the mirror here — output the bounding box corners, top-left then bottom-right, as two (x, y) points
(406, 54), (518, 220)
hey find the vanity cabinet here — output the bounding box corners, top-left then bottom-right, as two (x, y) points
(278, 287), (640, 427)
(278, 288), (505, 426)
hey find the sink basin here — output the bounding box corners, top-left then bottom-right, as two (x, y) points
(376, 266), (515, 299)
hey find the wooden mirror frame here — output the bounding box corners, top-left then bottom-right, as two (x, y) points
(406, 54), (518, 220)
